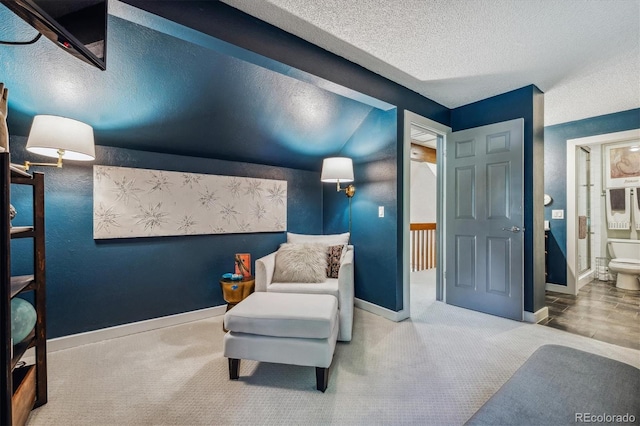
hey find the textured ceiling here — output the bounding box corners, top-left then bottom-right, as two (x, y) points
(2, 0), (637, 171)
(221, 0), (640, 126)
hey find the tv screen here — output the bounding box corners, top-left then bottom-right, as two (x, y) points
(1, 0), (107, 70)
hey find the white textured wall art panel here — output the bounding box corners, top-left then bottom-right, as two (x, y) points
(93, 166), (287, 239)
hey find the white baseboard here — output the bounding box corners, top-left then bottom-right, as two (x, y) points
(48, 305), (227, 352)
(45, 299), (552, 351)
(545, 282), (573, 295)
(354, 298), (408, 322)
(523, 306), (549, 323)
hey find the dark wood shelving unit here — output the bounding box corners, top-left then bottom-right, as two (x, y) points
(1, 152), (47, 426)
(10, 276), (35, 299)
(11, 331), (36, 370)
(9, 227), (34, 237)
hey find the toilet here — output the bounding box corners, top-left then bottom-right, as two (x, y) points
(607, 239), (640, 290)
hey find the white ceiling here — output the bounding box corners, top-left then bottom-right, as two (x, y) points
(411, 126), (437, 148)
(221, 0), (640, 126)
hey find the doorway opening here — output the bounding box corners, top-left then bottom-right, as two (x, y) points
(404, 113), (528, 321)
(543, 127), (640, 349)
(402, 111), (451, 319)
(409, 125), (439, 305)
(555, 128), (640, 295)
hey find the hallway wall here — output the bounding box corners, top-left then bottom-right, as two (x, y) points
(410, 161), (436, 223)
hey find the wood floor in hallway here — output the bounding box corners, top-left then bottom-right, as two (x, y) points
(542, 279), (640, 350)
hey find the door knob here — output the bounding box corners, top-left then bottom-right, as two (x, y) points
(502, 226), (522, 233)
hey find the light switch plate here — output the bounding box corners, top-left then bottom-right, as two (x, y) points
(378, 206), (384, 217)
(551, 209), (564, 219)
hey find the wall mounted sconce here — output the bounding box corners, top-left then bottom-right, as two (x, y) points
(320, 157), (356, 198)
(23, 115), (95, 171)
(321, 157), (355, 240)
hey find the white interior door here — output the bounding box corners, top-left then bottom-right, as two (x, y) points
(445, 118), (524, 320)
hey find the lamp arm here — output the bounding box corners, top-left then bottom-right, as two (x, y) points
(322, 178), (356, 197)
(24, 149), (64, 171)
(335, 181), (355, 198)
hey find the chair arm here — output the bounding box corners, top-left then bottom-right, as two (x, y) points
(337, 246), (354, 341)
(338, 246), (354, 301)
(255, 251), (277, 292)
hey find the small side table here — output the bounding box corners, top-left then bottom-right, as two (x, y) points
(220, 275), (255, 331)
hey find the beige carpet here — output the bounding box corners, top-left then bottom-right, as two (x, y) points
(27, 270), (640, 425)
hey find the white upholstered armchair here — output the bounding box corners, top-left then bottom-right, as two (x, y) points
(255, 232), (354, 342)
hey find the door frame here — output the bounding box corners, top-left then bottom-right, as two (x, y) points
(556, 128), (640, 295)
(402, 110), (451, 319)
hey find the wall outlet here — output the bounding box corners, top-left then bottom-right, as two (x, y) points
(551, 209), (564, 219)
(378, 206), (384, 218)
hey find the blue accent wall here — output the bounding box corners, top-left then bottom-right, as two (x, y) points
(6, 0), (455, 337)
(4, 0), (634, 330)
(323, 108), (399, 310)
(544, 108), (640, 286)
(131, 0), (451, 314)
(9, 136), (322, 338)
(451, 85), (545, 313)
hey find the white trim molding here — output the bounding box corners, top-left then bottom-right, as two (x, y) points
(523, 307), (549, 323)
(47, 305), (227, 352)
(545, 282), (573, 295)
(355, 298), (407, 322)
(50, 301), (401, 351)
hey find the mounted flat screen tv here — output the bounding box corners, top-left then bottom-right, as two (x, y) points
(1, 0), (107, 70)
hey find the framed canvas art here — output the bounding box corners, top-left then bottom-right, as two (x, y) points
(604, 141), (640, 188)
(93, 165), (287, 239)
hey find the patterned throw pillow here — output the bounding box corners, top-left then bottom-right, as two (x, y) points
(326, 245), (345, 278)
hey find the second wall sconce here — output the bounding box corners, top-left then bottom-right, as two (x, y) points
(320, 157), (356, 197)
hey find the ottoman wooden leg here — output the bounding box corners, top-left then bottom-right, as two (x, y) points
(316, 367), (329, 392)
(229, 358), (240, 380)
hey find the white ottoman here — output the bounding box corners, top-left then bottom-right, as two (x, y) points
(223, 292), (339, 392)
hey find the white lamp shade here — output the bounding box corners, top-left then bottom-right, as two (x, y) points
(26, 115), (95, 161)
(321, 157), (354, 182)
